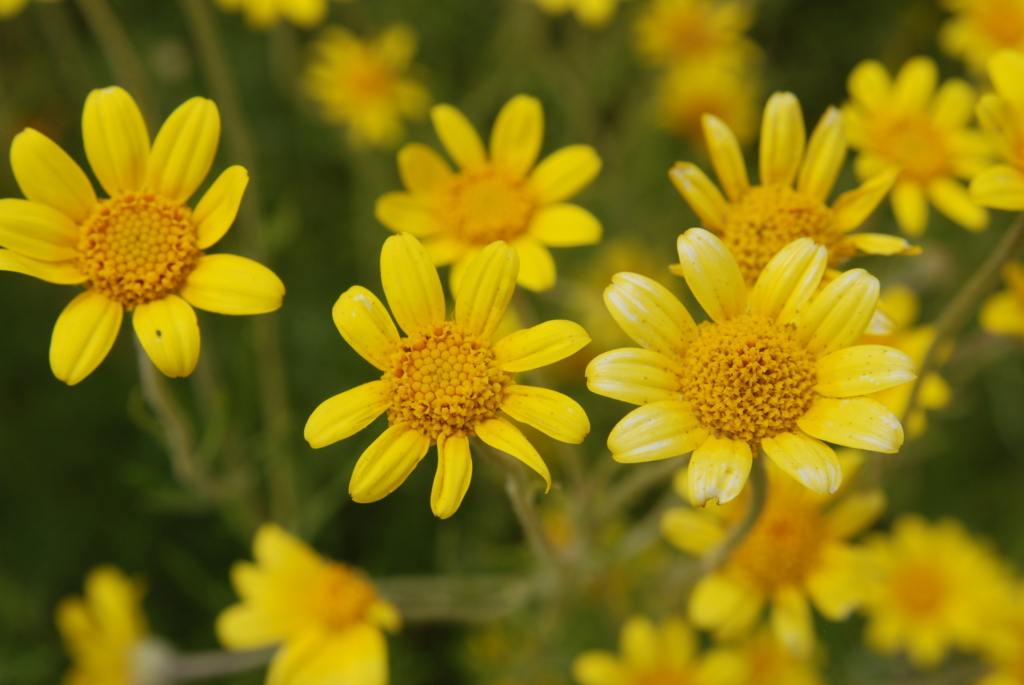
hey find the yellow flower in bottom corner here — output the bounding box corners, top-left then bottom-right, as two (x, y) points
(980, 262), (1024, 338)
(304, 234), (591, 518)
(214, 0), (350, 30)
(217, 523), (400, 685)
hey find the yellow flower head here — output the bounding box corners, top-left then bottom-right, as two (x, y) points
(588, 229), (914, 506)
(56, 566), (148, 685)
(531, 0), (628, 28)
(970, 50), (1024, 209)
(303, 25), (430, 150)
(214, 0), (350, 30)
(572, 614), (746, 685)
(656, 61), (761, 149)
(0, 0), (58, 19)
(843, 57), (991, 237)
(304, 234), (591, 518)
(672, 92), (907, 287)
(734, 631), (824, 685)
(976, 586), (1024, 685)
(667, 454), (884, 657)
(980, 262), (1024, 338)
(376, 95), (603, 293)
(634, 0), (758, 67)
(217, 523), (399, 685)
(0, 87), (284, 385)
(939, 0), (1024, 75)
(860, 515), (1014, 669)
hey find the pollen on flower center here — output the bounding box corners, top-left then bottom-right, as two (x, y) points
(384, 321), (512, 444)
(867, 114), (949, 182)
(313, 562), (377, 631)
(731, 502), (826, 591)
(77, 193), (200, 310)
(442, 169), (535, 245)
(633, 671), (694, 685)
(890, 561), (949, 618)
(680, 314), (818, 444)
(720, 184), (835, 285)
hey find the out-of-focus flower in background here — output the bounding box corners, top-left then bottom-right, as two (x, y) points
(971, 49), (1024, 210)
(0, 0), (57, 20)
(843, 56), (991, 237)
(980, 262), (1024, 339)
(733, 631), (824, 685)
(303, 25), (430, 150)
(939, 0), (1024, 75)
(530, 0), (628, 28)
(214, 0), (352, 30)
(376, 94), (603, 293)
(654, 61), (760, 148)
(634, 0), (757, 68)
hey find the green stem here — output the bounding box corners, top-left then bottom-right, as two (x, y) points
(170, 647), (274, 683)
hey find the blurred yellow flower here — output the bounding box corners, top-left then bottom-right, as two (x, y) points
(56, 566), (148, 685)
(672, 92), (906, 287)
(860, 515), (1014, 669)
(531, 0), (628, 28)
(304, 234), (591, 518)
(655, 61), (761, 148)
(939, 0), (1024, 75)
(572, 614), (746, 685)
(214, 0), (350, 30)
(0, 0), (57, 19)
(668, 455), (883, 657)
(976, 587), (1024, 685)
(970, 50), (1024, 209)
(843, 57), (991, 237)
(303, 25), (430, 149)
(217, 523), (399, 685)
(634, 0), (757, 67)
(376, 94), (603, 293)
(980, 262), (1024, 338)
(588, 230), (912, 506)
(735, 631), (824, 685)
(0, 87), (284, 384)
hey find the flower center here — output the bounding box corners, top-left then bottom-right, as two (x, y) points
(975, 0), (1024, 46)
(346, 54), (395, 103)
(313, 562), (377, 631)
(441, 168), (536, 245)
(384, 321), (512, 444)
(890, 561), (948, 619)
(720, 185), (835, 285)
(866, 113), (950, 183)
(680, 314), (818, 445)
(77, 193), (200, 310)
(632, 671), (694, 685)
(730, 498), (826, 592)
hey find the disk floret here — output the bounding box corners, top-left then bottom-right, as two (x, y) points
(731, 499), (827, 592)
(313, 562), (378, 631)
(442, 169), (535, 244)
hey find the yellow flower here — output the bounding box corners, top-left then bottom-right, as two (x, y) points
(214, 0), (350, 30)
(572, 615), (746, 685)
(375, 94), (603, 293)
(667, 454), (884, 657)
(976, 587), (1024, 685)
(843, 56), (991, 237)
(0, 87), (285, 384)
(970, 50), (1024, 209)
(861, 285), (951, 439)
(734, 631), (824, 685)
(304, 234), (591, 518)
(634, 0), (758, 67)
(939, 0), (1024, 75)
(303, 25), (430, 149)
(860, 515), (1014, 669)
(980, 262), (1024, 337)
(56, 566), (148, 685)
(655, 60), (761, 149)
(531, 0), (628, 27)
(672, 92), (907, 287)
(587, 229), (912, 505)
(217, 523), (399, 685)
(0, 0), (57, 19)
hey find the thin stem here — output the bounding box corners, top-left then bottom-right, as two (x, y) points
(598, 455), (687, 524)
(375, 574), (537, 624)
(698, 454), (766, 575)
(170, 647), (274, 683)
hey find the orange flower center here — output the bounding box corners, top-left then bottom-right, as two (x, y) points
(77, 193), (200, 310)
(720, 184), (836, 285)
(680, 314), (818, 445)
(441, 168), (536, 245)
(730, 498), (826, 592)
(345, 53), (396, 103)
(383, 321), (512, 444)
(632, 671), (694, 685)
(313, 562), (377, 631)
(890, 560), (949, 618)
(866, 113), (950, 183)
(972, 0), (1024, 47)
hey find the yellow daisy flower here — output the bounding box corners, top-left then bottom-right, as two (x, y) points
(976, 587), (1024, 685)
(214, 0), (350, 30)
(980, 262), (1024, 338)
(672, 91), (906, 287)
(634, 0), (758, 67)
(939, 0), (1024, 75)
(970, 49), (1024, 209)
(843, 56), (991, 237)
(0, 87), (285, 385)
(375, 94), (603, 293)
(860, 514), (1014, 669)
(531, 0), (628, 28)
(667, 454), (883, 657)
(587, 229), (912, 506)
(217, 523), (399, 685)
(0, 0), (57, 19)
(735, 631), (824, 685)
(656, 60), (761, 149)
(304, 234), (591, 518)
(303, 25), (430, 150)
(56, 566), (148, 685)
(572, 614), (746, 685)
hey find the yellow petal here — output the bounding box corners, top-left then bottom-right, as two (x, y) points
(133, 294), (200, 378)
(831, 166), (899, 233)
(10, 128), (96, 223)
(603, 272), (695, 359)
(660, 507), (726, 556)
(975, 93), (1017, 159)
(490, 94), (544, 179)
(932, 78), (976, 128)
(771, 586), (814, 658)
(527, 203), (602, 247)
(332, 286), (401, 370)
(816, 344), (916, 397)
(147, 97), (221, 204)
(375, 191), (444, 237)
(620, 616), (658, 669)
(668, 162), (728, 231)
(448, 249), (479, 295)
(82, 86), (150, 196)
(839, 232), (919, 257)
(350, 425), (430, 503)
(192, 166), (248, 249)
(797, 106), (846, 202)
(585, 347), (683, 405)
(688, 436), (752, 506)
(423, 236), (466, 265)
(380, 233), (446, 335)
(512, 237), (556, 292)
(0, 250), (86, 284)
(431, 433), (473, 519)
(572, 652), (625, 685)
(50, 290), (123, 385)
(475, 417), (551, 492)
(797, 397), (904, 453)
(761, 432), (842, 494)
(676, 228), (746, 323)
(826, 488), (886, 539)
(750, 237), (827, 324)
(927, 177), (988, 232)
(980, 290), (1024, 335)
(847, 60), (891, 112)
(528, 145), (602, 204)
(430, 104), (486, 170)
(989, 49), (1024, 109)
(215, 604), (280, 649)
(797, 268), (879, 356)
(0, 198), (80, 262)
(304, 381), (390, 449)
(500, 385), (590, 444)
(805, 544), (874, 620)
(368, 599), (402, 633)
(608, 401), (707, 463)
(455, 241), (518, 339)
(397, 143), (452, 194)
(689, 572), (762, 636)
(970, 165), (1024, 211)
(759, 92), (805, 188)
(701, 114), (749, 202)
(267, 625), (388, 685)
(179, 254), (284, 315)
(493, 319), (590, 372)
(892, 56), (937, 112)
(891, 181), (928, 238)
